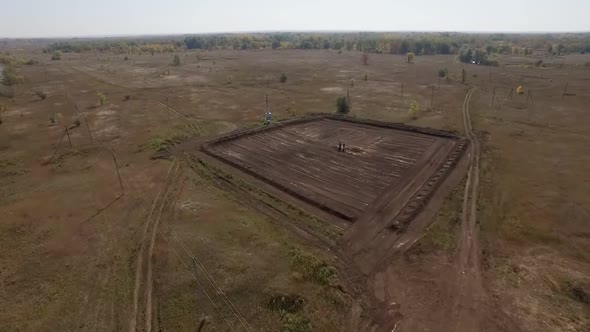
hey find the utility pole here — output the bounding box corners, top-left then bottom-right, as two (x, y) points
(430, 85), (435, 109)
(64, 126), (72, 147)
(192, 259), (207, 332)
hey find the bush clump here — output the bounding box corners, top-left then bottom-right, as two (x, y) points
(281, 313), (311, 332)
(409, 101), (419, 119)
(288, 248), (336, 285)
(172, 54), (181, 66)
(51, 51), (62, 61)
(336, 96), (350, 115)
(35, 91), (48, 100)
(97, 92), (107, 106)
(265, 294), (305, 313)
(280, 72), (287, 83)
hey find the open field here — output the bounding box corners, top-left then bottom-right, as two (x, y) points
(1, 45), (590, 332)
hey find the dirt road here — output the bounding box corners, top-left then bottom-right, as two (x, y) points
(453, 87), (484, 331)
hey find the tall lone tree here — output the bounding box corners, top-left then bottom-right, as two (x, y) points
(336, 96), (350, 114)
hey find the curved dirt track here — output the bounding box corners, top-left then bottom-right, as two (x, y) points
(129, 160), (181, 332)
(453, 87), (484, 331)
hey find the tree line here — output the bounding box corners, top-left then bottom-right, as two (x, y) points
(43, 32), (590, 57)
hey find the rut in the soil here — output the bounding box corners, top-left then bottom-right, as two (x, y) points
(129, 160), (180, 332)
(145, 161), (182, 332)
(453, 87), (484, 331)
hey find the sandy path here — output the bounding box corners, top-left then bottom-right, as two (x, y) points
(453, 87), (484, 331)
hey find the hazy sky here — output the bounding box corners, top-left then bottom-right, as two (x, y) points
(2, 0), (589, 38)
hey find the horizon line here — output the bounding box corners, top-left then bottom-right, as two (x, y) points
(2, 29), (590, 40)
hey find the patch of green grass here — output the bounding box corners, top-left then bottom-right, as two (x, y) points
(281, 313), (311, 332)
(148, 121), (224, 154)
(419, 183), (463, 253)
(148, 137), (169, 152)
(422, 212), (459, 252)
(288, 248), (336, 285)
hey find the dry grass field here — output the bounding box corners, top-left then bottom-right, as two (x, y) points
(1, 47), (589, 331)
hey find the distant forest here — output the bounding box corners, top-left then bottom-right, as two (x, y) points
(42, 32), (590, 56)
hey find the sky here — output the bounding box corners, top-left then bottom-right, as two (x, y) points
(1, 0), (589, 38)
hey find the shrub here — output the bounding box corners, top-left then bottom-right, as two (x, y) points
(406, 52), (415, 63)
(35, 91), (48, 100)
(280, 72), (287, 83)
(361, 53), (369, 65)
(49, 112), (63, 124)
(438, 68), (448, 78)
(362, 73), (368, 81)
(97, 92), (107, 106)
(25, 59), (38, 65)
(517, 86), (524, 95)
(409, 101), (419, 119)
(172, 54), (181, 66)
(1, 65), (23, 86)
(124, 56), (129, 61)
(51, 51), (62, 61)
(264, 294), (305, 313)
(458, 47), (473, 63)
(336, 96), (350, 115)
(0, 104), (4, 124)
(281, 313), (311, 332)
(288, 248), (336, 285)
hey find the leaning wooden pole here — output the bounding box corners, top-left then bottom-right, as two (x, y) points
(110, 151), (124, 195)
(491, 87), (496, 106)
(64, 125), (72, 147)
(562, 82), (569, 100)
(430, 85), (435, 108)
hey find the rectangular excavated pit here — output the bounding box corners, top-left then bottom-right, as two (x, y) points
(201, 115), (467, 228)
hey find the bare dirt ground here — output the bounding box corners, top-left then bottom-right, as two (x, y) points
(203, 116), (460, 222)
(1, 48), (590, 331)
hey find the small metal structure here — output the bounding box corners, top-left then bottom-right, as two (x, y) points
(263, 93), (272, 125)
(263, 111), (272, 125)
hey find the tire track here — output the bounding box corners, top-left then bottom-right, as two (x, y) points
(453, 87), (484, 331)
(145, 161), (182, 332)
(129, 160), (178, 332)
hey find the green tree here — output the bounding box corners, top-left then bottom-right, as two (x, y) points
(172, 54), (181, 66)
(458, 46), (473, 63)
(336, 96), (350, 114)
(1, 65), (22, 86)
(51, 51), (62, 61)
(409, 101), (419, 119)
